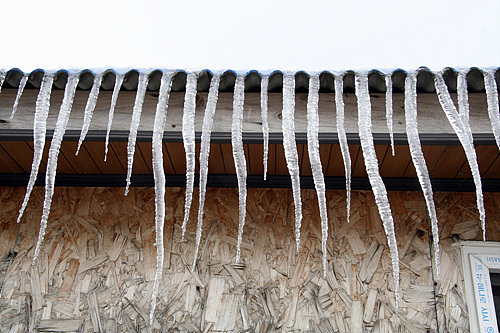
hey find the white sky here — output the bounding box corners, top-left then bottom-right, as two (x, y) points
(1, 0), (499, 72)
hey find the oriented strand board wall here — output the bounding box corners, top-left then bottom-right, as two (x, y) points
(0, 187), (499, 332)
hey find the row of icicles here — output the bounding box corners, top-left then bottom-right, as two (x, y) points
(1, 67), (499, 324)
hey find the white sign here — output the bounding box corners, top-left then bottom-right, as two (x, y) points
(461, 242), (500, 333)
(470, 255), (498, 333)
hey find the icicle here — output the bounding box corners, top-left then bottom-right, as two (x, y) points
(0, 71), (5, 95)
(33, 73), (79, 262)
(484, 69), (500, 150)
(233, 74), (248, 263)
(334, 75), (351, 223)
(434, 72), (486, 240)
(124, 72), (149, 196)
(306, 74), (328, 277)
(10, 74), (29, 119)
(404, 72), (440, 279)
(385, 74), (395, 156)
(355, 73), (400, 309)
(193, 74), (220, 267)
(76, 73), (103, 155)
(180, 72), (198, 240)
(261, 75), (270, 180)
(282, 73), (303, 252)
(457, 71), (474, 145)
(16, 73), (54, 223)
(150, 71), (174, 326)
(104, 74), (124, 161)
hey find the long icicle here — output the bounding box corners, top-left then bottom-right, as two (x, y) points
(150, 71), (174, 326)
(334, 75), (351, 223)
(385, 74), (395, 156)
(104, 74), (124, 161)
(434, 72), (486, 240)
(193, 74), (220, 267)
(233, 74), (248, 263)
(261, 75), (270, 180)
(76, 73), (103, 155)
(457, 71), (473, 144)
(10, 73), (29, 119)
(484, 69), (500, 150)
(125, 72), (149, 195)
(355, 73), (400, 309)
(33, 73), (80, 262)
(16, 73), (54, 223)
(181, 72), (198, 240)
(307, 74), (328, 277)
(283, 73), (303, 251)
(405, 72), (440, 279)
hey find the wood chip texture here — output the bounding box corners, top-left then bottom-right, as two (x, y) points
(0, 187), (497, 332)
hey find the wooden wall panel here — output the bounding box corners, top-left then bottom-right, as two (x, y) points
(319, 144), (332, 174)
(207, 143), (226, 174)
(60, 141), (100, 175)
(379, 144), (412, 178)
(164, 143), (185, 174)
(83, 142), (125, 174)
(404, 145), (445, 178)
(0, 138), (498, 180)
(352, 145), (387, 177)
(195, 142), (201, 174)
(325, 144), (343, 177)
(431, 146), (466, 178)
(0, 145), (24, 173)
(267, 144), (277, 176)
(138, 142), (153, 174)
(457, 145), (499, 179)
(220, 143), (235, 174)
(0, 141), (34, 173)
(484, 156), (500, 179)
(274, 144), (288, 175)
(297, 144), (310, 176)
(110, 142), (150, 174)
(246, 144), (264, 175)
(1, 187), (497, 332)
(36, 141), (76, 174)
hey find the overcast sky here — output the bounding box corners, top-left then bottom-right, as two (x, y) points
(1, 0), (499, 72)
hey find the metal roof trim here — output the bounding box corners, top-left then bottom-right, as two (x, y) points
(1, 67), (499, 93)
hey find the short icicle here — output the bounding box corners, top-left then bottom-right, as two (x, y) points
(76, 73), (103, 155)
(282, 73), (303, 251)
(33, 73), (80, 262)
(193, 74), (220, 267)
(385, 74), (395, 156)
(10, 73), (29, 119)
(434, 72), (486, 240)
(16, 73), (54, 223)
(261, 75), (270, 180)
(150, 71), (174, 326)
(355, 73), (400, 309)
(125, 72), (149, 195)
(232, 74), (247, 263)
(405, 72), (440, 279)
(334, 75), (351, 223)
(306, 74), (328, 277)
(181, 72), (198, 241)
(104, 74), (124, 161)
(484, 69), (500, 150)
(0, 71), (5, 95)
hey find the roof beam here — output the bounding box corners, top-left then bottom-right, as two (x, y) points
(0, 89), (494, 135)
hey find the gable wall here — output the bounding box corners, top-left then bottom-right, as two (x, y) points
(0, 186), (499, 332)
